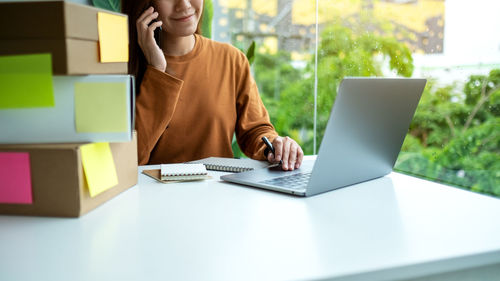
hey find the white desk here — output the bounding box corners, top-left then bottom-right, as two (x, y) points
(1, 157), (500, 281)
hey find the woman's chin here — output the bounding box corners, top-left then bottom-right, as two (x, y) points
(169, 28), (198, 38)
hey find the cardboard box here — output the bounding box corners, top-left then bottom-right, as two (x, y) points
(0, 0), (128, 74)
(0, 132), (138, 217)
(0, 75), (135, 144)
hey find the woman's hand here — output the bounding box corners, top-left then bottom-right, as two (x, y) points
(267, 136), (304, 171)
(136, 6), (166, 72)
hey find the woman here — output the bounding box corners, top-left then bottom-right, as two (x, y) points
(123, 0), (303, 170)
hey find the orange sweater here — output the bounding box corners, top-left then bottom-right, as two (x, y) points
(136, 34), (278, 165)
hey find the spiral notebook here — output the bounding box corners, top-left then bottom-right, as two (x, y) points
(160, 164), (208, 181)
(186, 157), (270, 173)
(142, 168), (211, 183)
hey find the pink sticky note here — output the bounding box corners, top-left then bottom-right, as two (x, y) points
(0, 152), (33, 204)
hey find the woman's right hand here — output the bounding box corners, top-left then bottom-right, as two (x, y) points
(136, 6), (166, 72)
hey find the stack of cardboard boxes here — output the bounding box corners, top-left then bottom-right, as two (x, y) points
(0, 1), (138, 217)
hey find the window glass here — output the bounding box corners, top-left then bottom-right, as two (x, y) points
(213, 0), (499, 198)
(315, 0), (500, 197)
(213, 0), (316, 156)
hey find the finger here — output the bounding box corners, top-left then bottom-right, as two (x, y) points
(147, 20), (163, 38)
(138, 11), (159, 31)
(281, 137), (292, 170)
(136, 6), (155, 25)
(137, 12), (159, 47)
(295, 146), (304, 168)
(273, 137), (283, 162)
(289, 143), (297, 170)
(140, 21), (162, 50)
(267, 152), (274, 163)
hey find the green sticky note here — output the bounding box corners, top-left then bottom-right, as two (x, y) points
(74, 82), (128, 133)
(80, 142), (118, 197)
(0, 53), (54, 109)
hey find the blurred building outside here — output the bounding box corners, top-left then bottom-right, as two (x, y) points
(212, 0), (500, 88)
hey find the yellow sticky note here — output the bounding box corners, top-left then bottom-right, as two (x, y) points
(0, 53), (54, 109)
(74, 82), (128, 133)
(80, 142), (118, 197)
(97, 12), (129, 62)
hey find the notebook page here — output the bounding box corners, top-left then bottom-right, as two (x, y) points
(161, 164), (207, 177)
(186, 157), (270, 172)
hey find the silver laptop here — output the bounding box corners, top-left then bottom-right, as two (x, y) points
(221, 77), (427, 196)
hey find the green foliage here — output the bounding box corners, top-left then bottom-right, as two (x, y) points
(409, 82), (461, 147)
(254, 24), (414, 154)
(231, 134), (244, 158)
(245, 41), (256, 65)
(254, 51), (302, 101)
(234, 41), (257, 64)
(201, 0), (213, 38)
(250, 21), (498, 197)
(92, 0), (120, 12)
(395, 69), (500, 196)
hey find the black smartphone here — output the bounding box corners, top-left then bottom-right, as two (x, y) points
(148, 2), (162, 49)
(154, 24), (162, 49)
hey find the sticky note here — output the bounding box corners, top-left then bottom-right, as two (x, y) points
(0, 53), (54, 109)
(80, 143), (118, 197)
(74, 82), (128, 133)
(97, 12), (129, 62)
(0, 152), (33, 204)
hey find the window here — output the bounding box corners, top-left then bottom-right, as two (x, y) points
(215, 0), (500, 197)
(213, 0), (317, 156)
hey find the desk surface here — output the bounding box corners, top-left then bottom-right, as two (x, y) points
(1, 157), (500, 281)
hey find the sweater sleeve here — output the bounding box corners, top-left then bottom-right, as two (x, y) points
(234, 53), (279, 160)
(135, 66), (183, 165)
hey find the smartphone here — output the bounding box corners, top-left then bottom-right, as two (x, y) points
(153, 22), (163, 49)
(149, 1), (163, 49)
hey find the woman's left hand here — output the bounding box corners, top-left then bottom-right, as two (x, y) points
(267, 136), (304, 171)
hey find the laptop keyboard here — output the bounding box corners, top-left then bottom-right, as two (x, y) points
(259, 172), (311, 189)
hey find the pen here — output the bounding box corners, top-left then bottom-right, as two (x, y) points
(262, 136), (282, 165)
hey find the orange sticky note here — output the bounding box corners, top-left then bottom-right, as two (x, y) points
(0, 152), (33, 204)
(80, 143), (118, 197)
(97, 12), (129, 62)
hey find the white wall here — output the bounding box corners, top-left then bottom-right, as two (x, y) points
(444, 0), (500, 63)
(413, 0), (500, 85)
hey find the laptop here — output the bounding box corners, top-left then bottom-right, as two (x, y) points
(221, 77), (427, 196)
